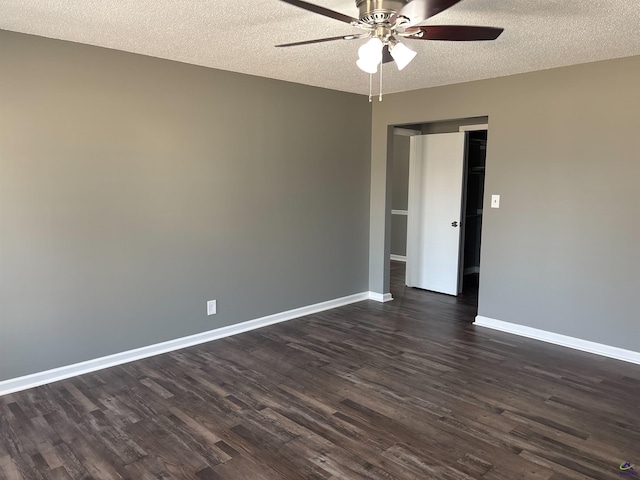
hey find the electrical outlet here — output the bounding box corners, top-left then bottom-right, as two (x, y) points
(207, 300), (217, 316)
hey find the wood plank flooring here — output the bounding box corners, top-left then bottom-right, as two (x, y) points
(1, 262), (639, 479)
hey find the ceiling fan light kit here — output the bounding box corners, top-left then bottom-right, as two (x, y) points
(389, 41), (417, 70)
(277, 0), (504, 100)
(356, 57), (380, 74)
(357, 37), (384, 73)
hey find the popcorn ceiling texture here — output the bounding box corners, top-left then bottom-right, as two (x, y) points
(1, 0), (639, 95)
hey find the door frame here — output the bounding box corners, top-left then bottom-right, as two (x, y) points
(459, 124), (489, 132)
(386, 118), (489, 299)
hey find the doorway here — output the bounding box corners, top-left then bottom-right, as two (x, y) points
(461, 129), (487, 295)
(388, 118), (488, 312)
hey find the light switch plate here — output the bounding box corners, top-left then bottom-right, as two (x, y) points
(491, 195), (500, 209)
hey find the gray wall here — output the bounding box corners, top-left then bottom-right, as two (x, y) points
(390, 215), (408, 257)
(421, 116), (487, 134)
(0, 30), (372, 381)
(369, 55), (640, 352)
(390, 135), (410, 256)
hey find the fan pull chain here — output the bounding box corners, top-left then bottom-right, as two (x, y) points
(379, 61), (383, 102)
(368, 73), (373, 102)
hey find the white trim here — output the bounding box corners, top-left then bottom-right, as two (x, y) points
(474, 316), (640, 365)
(459, 124), (489, 132)
(390, 254), (407, 263)
(0, 292), (371, 397)
(369, 292), (394, 302)
(391, 209), (408, 216)
(394, 128), (421, 137)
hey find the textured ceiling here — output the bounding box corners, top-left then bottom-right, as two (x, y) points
(1, 0), (639, 95)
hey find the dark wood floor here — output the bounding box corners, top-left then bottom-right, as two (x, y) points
(2, 262), (639, 479)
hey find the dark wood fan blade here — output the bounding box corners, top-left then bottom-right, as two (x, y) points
(398, 0), (463, 25)
(280, 0), (359, 24)
(276, 35), (359, 47)
(382, 45), (394, 64)
(407, 25), (504, 41)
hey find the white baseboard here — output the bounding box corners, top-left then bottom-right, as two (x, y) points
(0, 292), (372, 397)
(474, 316), (640, 365)
(369, 292), (394, 303)
(390, 254), (407, 263)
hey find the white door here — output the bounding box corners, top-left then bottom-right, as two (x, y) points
(406, 132), (467, 295)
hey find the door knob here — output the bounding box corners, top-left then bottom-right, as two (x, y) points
(451, 221), (458, 227)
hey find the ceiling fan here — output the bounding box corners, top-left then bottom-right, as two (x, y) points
(277, 0), (503, 87)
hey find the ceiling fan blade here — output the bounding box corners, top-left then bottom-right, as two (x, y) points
(280, 0), (359, 24)
(382, 45), (394, 64)
(398, 0), (463, 25)
(276, 34), (361, 47)
(407, 25), (504, 41)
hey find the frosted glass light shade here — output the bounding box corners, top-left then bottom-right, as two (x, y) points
(358, 37), (383, 63)
(390, 42), (417, 70)
(356, 58), (379, 73)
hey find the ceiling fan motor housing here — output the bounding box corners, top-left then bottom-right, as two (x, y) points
(356, 0), (409, 24)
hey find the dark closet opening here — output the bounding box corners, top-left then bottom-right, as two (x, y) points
(462, 130), (487, 291)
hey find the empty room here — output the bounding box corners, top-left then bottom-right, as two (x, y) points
(1, 0), (639, 479)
